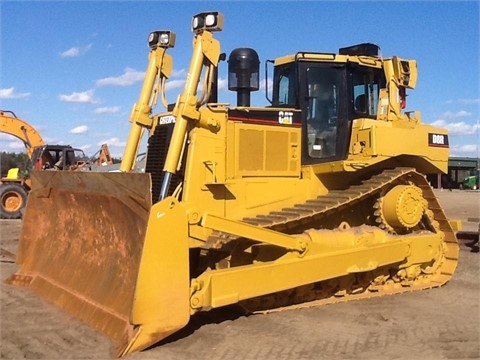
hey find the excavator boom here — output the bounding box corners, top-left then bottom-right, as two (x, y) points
(0, 110), (45, 159)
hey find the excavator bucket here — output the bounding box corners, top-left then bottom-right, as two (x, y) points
(5, 171), (191, 356)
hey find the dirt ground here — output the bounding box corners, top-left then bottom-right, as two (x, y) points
(1, 189), (479, 360)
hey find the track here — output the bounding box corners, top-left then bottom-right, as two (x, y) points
(205, 168), (459, 312)
(1, 177), (474, 360)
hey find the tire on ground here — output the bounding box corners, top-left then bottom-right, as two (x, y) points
(0, 183), (28, 219)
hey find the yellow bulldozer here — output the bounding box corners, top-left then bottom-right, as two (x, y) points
(6, 11), (458, 357)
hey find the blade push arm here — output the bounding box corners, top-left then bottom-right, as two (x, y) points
(120, 31), (175, 172)
(159, 12), (223, 200)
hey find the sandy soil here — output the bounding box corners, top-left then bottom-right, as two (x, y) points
(1, 189), (478, 360)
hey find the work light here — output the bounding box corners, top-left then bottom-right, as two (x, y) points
(148, 31), (176, 49)
(192, 11), (224, 33)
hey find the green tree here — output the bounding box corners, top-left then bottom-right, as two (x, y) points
(0, 152), (30, 177)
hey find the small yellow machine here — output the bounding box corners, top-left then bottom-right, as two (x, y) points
(6, 12), (458, 357)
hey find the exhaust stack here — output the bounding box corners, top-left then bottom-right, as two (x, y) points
(228, 48), (260, 106)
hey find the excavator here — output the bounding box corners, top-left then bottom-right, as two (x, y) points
(92, 143), (114, 166)
(6, 11), (458, 357)
(0, 110), (90, 218)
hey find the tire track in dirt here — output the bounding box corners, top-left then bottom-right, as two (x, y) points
(1, 263), (112, 359)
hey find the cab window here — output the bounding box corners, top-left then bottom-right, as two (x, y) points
(351, 67), (385, 118)
(273, 64), (297, 107)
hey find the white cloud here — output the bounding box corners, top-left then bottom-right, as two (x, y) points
(217, 77), (228, 91)
(0, 140), (25, 150)
(97, 137), (126, 147)
(0, 133), (16, 141)
(7, 141), (26, 150)
(450, 144), (479, 157)
(42, 136), (64, 144)
(165, 79), (186, 91)
(69, 125), (89, 134)
(0, 134), (27, 151)
(171, 69), (187, 78)
(59, 89), (99, 104)
(459, 98), (480, 105)
(259, 77), (273, 93)
(60, 44), (92, 58)
(454, 144), (478, 153)
(429, 119), (479, 136)
(94, 106), (121, 114)
(61, 47), (80, 58)
(78, 144), (92, 152)
(96, 68), (145, 87)
(0, 87), (31, 99)
(163, 74), (229, 93)
(162, 68), (188, 91)
(442, 110), (472, 119)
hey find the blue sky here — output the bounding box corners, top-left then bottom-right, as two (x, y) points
(1, 1), (479, 158)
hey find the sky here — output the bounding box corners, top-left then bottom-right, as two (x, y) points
(1, 0), (479, 159)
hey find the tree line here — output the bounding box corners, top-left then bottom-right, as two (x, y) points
(1, 152), (30, 177)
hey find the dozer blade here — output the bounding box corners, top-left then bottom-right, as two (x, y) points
(5, 171), (191, 357)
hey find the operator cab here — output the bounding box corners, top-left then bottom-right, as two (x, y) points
(271, 44), (386, 164)
(32, 145), (88, 171)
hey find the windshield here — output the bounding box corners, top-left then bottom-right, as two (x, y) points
(304, 66), (340, 159)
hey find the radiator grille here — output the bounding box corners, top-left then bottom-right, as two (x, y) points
(145, 124), (184, 203)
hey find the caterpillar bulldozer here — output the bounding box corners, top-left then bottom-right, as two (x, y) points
(6, 11), (458, 357)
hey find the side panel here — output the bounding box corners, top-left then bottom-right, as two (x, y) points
(348, 119), (450, 173)
(235, 123), (300, 177)
(182, 108), (312, 221)
(223, 119), (323, 219)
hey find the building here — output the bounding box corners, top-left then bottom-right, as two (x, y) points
(428, 157), (480, 189)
